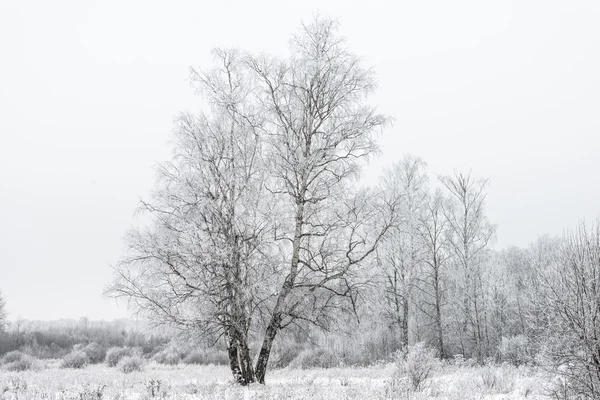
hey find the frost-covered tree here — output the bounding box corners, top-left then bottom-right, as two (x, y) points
(439, 172), (495, 362)
(540, 220), (600, 398)
(0, 290), (7, 332)
(377, 155), (428, 349)
(107, 49), (270, 385)
(416, 188), (451, 358)
(247, 18), (391, 383)
(108, 17), (391, 385)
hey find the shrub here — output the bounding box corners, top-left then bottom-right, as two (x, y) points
(152, 349), (181, 365)
(182, 348), (228, 365)
(395, 342), (439, 391)
(118, 355), (144, 373)
(3, 354), (38, 372)
(289, 347), (341, 369)
(1, 350), (27, 365)
(61, 350), (89, 369)
(72, 343), (85, 352)
(498, 335), (530, 366)
(269, 343), (304, 369)
(476, 364), (516, 394)
(83, 342), (106, 364)
(106, 347), (136, 367)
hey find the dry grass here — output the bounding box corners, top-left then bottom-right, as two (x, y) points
(0, 360), (554, 399)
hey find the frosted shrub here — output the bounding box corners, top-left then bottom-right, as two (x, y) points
(182, 349), (228, 365)
(61, 350), (89, 369)
(269, 343), (303, 369)
(1, 350), (27, 365)
(395, 342), (439, 391)
(83, 342), (106, 364)
(3, 354), (38, 372)
(476, 364), (516, 394)
(105, 347), (135, 367)
(118, 355), (145, 374)
(289, 347), (341, 369)
(499, 335), (531, 366)
(152, 349), (181, 365)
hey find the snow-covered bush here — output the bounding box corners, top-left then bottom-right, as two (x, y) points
(1, 350), (27, 364)
(61, 350), (89, 369)
(182, 349), (228, 365)
(105, 347), (137, 367)
(118, 355), (145, 373)
(83, 342), (106, 364)
(395, 342), (439, 391)
(152, 349), (181, 365)
(289, 347), (341, 369)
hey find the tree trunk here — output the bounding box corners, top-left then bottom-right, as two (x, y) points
(402, 298), (409, 349)
(238, 333), (255, 384)
(226, 328), (255, 385)
(254, 313), (281, 384)
(226, 330), (243, 384)
(434, 277), (445, 358)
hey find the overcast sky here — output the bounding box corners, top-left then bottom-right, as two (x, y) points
(1, 0), (599, 321)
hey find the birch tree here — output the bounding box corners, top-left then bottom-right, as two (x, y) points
(540, 221), (600, 398)
(377, 155), (428, 349)
(247, 18), (391, 383)
(109, 18), (391, 385)
(416, 188), (450, 358)
(440, 172), (495, 362)
(0, 290), (7, 332)
(107, 50), (270, 384)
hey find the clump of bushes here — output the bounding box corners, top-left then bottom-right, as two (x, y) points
(269, 343), (304, 369)
(61, 350), (89, 369)
(83, 342), (106, 364)
(288, 347), (341, 369)
(182, 348), (229, 366)
(1, 351), (40, 372)
(395, 342), (439, 391)
(498, 335), (531, 366)
(476, 363), (516, 394)
(118, 355), (145, 374)
(151, 349), (181, 365)
(106, 347), (139, 367)
(2, 350), (28, 365)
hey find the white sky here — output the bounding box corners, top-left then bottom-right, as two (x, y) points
(1, 0), (599, 321)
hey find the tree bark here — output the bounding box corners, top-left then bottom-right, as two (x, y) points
(226, 329), (243, 384)
(434, 265), (446, 358)
(254, 313), (281, 384)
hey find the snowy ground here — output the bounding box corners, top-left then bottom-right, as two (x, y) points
(0, 361), (555, 399)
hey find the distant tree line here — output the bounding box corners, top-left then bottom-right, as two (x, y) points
(0, 319), (168, 359)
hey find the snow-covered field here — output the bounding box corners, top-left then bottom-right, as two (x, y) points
(0, 361), (555, 399)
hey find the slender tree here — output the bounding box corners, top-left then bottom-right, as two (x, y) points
(247, 18), (391, 383)
(416, 189), (450, 358)
(540, 220), (600, 398)
(107, 49), (269, 384)
(439, 172), (495, 362)
(0, 290), (7, 332)
(377, 155), (428, 349)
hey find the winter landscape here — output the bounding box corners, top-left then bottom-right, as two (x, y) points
(2, 1), (600, 399)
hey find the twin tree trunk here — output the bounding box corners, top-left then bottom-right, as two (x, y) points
(226, 199), (305, 384)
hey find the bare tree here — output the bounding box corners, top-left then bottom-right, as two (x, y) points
(416, 188), (450, 358)
(247, 17), (391, 383)
(439, 172), (495, 362)
(541, 220), (600, 398)
(0, 290), (7, 332)
(108, 18), (390, 385)
(377, 155), (428, 349)
(107, 49), (269, 384)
